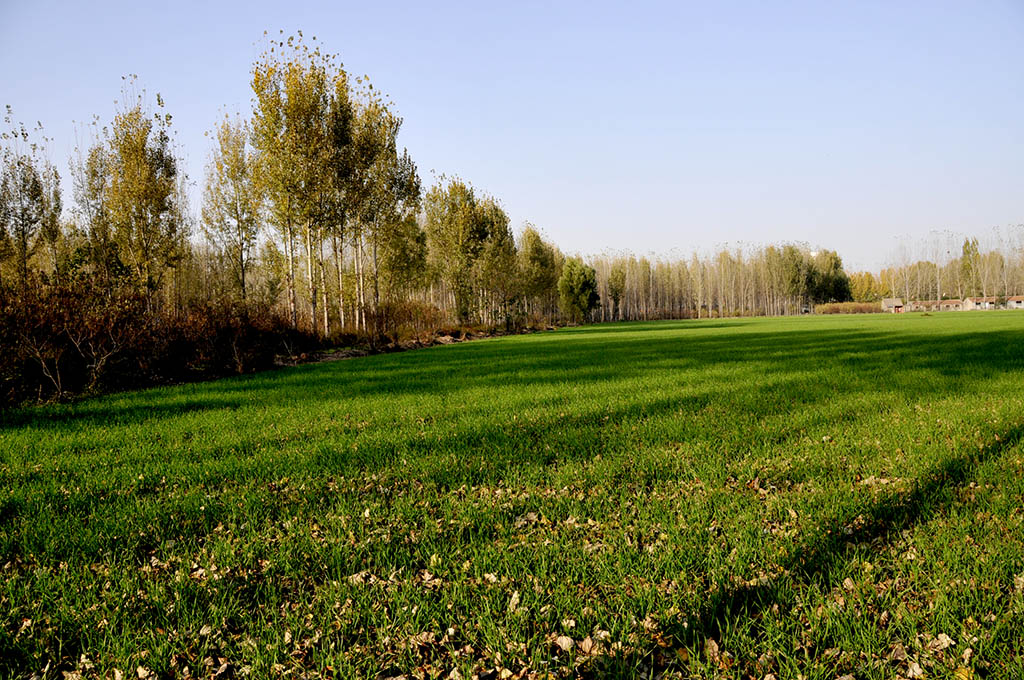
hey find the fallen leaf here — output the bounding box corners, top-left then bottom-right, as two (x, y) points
(931, 633), (955, 650)
(555, 635), (574, 652)
(508, 590), (520, 614)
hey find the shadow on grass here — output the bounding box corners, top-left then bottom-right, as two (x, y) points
(605, 422), (1024, 676)
(7, 320), (1022, 437)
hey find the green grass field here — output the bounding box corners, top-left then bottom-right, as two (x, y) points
(3, 313), (1024, 679)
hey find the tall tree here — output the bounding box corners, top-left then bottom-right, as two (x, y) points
(558, 257), (599, 323)
(0, 150), (43, 292)
(423, 178), (489, 323)
(251, 32), (345, 332)
(100, 87), (186, 296)
(607, 263), (626, 320)
(517, 225), (559, 318)
(960, 237), (981, 298)
(202, 116), (261, 302)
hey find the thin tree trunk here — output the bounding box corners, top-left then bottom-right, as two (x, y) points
(333, 230), (345, 331)
(304, 222), (318, 336)
(319, 239), (329, 336)
(286, 220), (297, 329)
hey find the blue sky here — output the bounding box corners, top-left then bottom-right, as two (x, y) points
(1, 0), (1022, 271)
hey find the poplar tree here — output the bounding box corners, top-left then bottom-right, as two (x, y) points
(202, 116), (260, 302)
(607, 264), (626, 320)
(517, 225), (559, 317)
(251, 32), (346, 333)
(0, 112), (59, 293)
(423, 178), (489, 323)
(100, 86), (186, 297)
(558, 257), (599, 323)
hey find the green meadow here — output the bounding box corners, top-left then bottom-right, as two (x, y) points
(2, 313), (1024, 679)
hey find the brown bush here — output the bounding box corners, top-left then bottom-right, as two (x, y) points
(0, 277), (321, 408)
(814, 301), (882, 314)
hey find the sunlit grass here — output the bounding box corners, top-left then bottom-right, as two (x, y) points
(2, 312), (1024, 679)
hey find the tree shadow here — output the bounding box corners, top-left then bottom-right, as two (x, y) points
(608, 422), (1024, 675)
(4, 321), (1022, 439)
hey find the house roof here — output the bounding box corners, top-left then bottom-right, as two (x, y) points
(1007, 295), (1024, 302)
(882, 298), (903, 306)
(965, 297), (998, 303)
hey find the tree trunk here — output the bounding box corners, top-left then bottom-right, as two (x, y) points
(286, 220), (297, 329)
(304, 222), (318, 336)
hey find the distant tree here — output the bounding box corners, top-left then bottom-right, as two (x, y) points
(517, 224), (559, 317)
(474, 204), (519, 327)
(358, 102), (422, 325)
(607, 264), (626, 320)
(811, 250), (852, 303)
(850, 271), (882, 302)
(960, 237), (981, 297)
(202, 116), (261, 302)
(782, 245), (815, 309)
(423, 177), (489, 323)
(558, 257), (599, 323)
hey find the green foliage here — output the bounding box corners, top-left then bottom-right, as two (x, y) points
(850, 270), (883, 302)
(961, 237), (981, 297)
(423, 178), (497, 323)
(202, 116), (260, 301)
(607, 263), (626, 319)
(517, 224), (560, 313)
(558, 257), (600, 322)
(102, 90), (187, 293)
(812, 249), (853, 303)
(782, 245), (853, 306)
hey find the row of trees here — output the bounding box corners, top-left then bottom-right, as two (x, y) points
(587, 246), (852, 320)
(8, 32), (1019, 404)
(850, 230), (1024, 303)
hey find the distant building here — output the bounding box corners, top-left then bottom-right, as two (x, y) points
(963, 296), (998, 311)
(908, 300), (941, 312)
(939, 299), (962, 311)
(1007, 295), (1024, 310)
(881, 298), (904, 313)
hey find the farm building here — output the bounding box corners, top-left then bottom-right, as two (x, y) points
(881, 298), (904, 313)
(908, 300), (941, 312)
(940, 299), (963, 311)
(963, 296), (999, 310)
(1007, 296), (1024, 309)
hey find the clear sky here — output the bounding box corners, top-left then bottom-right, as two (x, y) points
(2, 0), (1022, 271)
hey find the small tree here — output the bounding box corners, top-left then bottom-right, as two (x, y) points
(558, 257), (599, 323)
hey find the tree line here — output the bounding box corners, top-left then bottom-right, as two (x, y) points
(6, 32), (1017, 405)
(848, 229), (1024, 304)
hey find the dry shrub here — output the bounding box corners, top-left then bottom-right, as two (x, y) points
(815, 301), (882, 314)
(0, 277), (320, 407)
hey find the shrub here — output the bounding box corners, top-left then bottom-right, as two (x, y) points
(0, 278), (321, 408)
(815, 301), (882, 314)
